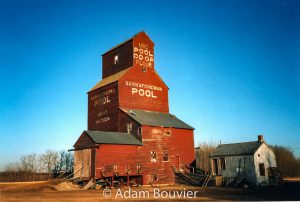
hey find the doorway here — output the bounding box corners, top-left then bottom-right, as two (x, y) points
(213, 159), (218, 176)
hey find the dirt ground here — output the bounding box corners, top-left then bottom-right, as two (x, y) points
(1, 179), (299, 201)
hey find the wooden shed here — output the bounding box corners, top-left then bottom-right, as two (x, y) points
(209, 135), (279, 186)
(72, 32), (195, 185)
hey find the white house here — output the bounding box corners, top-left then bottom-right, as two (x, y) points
(209, 135), (279, 186)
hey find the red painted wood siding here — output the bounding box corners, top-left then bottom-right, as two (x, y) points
(102, 32), (154, 79)
(119, 67), (169, 113)
(78, 32), (195, 185)
(102, 40), (133, 79)
(73, 132), (96, 149)
(132, 32), (154, 70)
(94, 126), (194, 185)
(88, 82), (119, 131)
(95, 144), (141, 177)
(118, 110), (142, 141)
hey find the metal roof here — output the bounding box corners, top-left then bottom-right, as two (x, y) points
(209, 141), (263, 157)
(121, 108), (194, 130)
(88, 68), (129, 93)
(85, 130), (142, 145)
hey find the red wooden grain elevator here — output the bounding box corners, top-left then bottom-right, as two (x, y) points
(73, 32), (195, 185)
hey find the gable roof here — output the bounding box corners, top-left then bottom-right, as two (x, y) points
(102, 31), (154, 56)
(121, 108), (194, 130)
(209, 141), (263, 157)
(88, 68), (130, 93)
(84, 130), (142, 145)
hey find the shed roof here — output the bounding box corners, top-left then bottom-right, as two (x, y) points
(121, 108), (194, 130)
(209, 141), (263, 157)
(85, 130), (142, 145)
(88, 68), (129, 93)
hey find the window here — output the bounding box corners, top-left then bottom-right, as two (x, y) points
(138, 127), (142, 136)
(114, 55), (119, 64)
(220, 158), (226, 170)
(151, 174), (158, 181)
(259, 163), (265, 176)
(150, 151), (157, 162)
(163, 151), (169, 161)
(127, 123), (132, 134)
(137, 165), (142, 174)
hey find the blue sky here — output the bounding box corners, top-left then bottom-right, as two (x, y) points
(0, 0), (299, 170)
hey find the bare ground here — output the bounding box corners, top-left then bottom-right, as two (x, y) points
(1, 179), (299, 201)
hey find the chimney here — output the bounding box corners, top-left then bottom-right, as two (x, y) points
(258, 135), (264, 142)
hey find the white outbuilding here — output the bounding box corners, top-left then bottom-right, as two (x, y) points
(209, 135), (280, 186)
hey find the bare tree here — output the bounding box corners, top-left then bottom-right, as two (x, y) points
(3, 150), (73, 182)
(52, 151), (74, 177)
(53, 151), (65, 175)
(65, 151), (74, 173)
(271, 145), (300, 177)
(4, 161), (20, 172)
(195, 143), (217, 172)
(19, 153), (37, 172)
(40, 150), (59, 177)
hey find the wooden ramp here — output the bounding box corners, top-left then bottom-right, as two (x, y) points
(202, 174), (212, 187)
(82, 179), (94, 190)
(172, 166), (211, 187)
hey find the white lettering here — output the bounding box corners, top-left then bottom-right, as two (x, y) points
(133, 45), (154, 68)
(154, 188), (160, 198)
(115, 189), (123, 198)
(112, 188), (197, 199)
(138, 89), (145, 96)
(132, 88), (138, 95)
(145, 90), (151, 97)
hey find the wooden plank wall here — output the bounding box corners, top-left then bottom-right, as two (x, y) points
(94, 127), (194, 185)
(119, 67), (169, 113)
(102, 40), (133, 79)
(74, 149), (91, 178)
(88, 82), (119, 131)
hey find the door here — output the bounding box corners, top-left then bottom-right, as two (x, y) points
(213, 159), (218, 175)
(74, 149), (91, 178)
